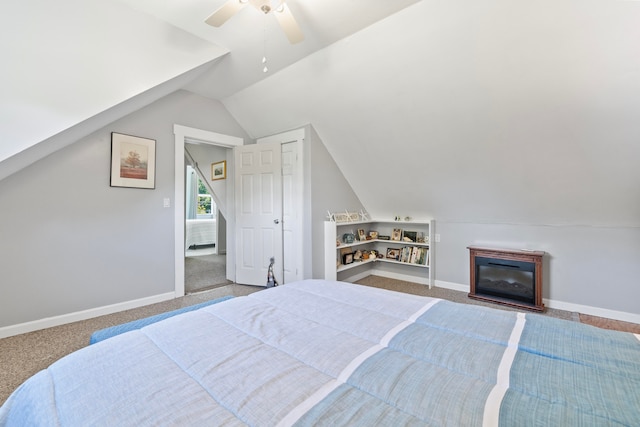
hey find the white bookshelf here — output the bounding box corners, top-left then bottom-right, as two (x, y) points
(324, 219), (435, 288)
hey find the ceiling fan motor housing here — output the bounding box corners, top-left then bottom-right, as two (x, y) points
(249, 0), (285, 14)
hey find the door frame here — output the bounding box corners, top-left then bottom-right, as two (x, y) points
(173, 124), (243, 297)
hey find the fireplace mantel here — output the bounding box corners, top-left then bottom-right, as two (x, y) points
(468, 246), (545, 312)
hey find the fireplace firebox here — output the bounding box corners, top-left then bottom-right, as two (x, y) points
(468, 246), (545, 312)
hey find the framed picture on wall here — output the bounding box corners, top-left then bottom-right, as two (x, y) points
(211, 160), (227, 180)
(110, 132), (156, 189)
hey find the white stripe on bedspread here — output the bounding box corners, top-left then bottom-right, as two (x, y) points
(277, 299), (441, 427)
(482, 312), (526, 427)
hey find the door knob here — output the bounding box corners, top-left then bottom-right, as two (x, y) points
(274, 219), (280, 224)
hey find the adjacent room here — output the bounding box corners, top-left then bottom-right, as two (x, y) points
(1, 0), (638, 424)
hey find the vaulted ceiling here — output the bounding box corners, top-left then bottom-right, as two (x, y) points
(2, 0), (640, 226)
(0, 0), (418, 179)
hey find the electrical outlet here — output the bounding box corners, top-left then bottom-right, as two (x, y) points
(435, 234), (441, 242)
(163, 198), (171, 208)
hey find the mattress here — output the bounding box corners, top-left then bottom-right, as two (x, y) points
(1, 279), (639, 426)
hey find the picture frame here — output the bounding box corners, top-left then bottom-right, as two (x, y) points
(211, 160), (227, 181)
(386, 248), (400, 260)
(369, 231), (379, 240)
(342, 252), (354, 265)
(403, 231), (417, 242)
(391, 228), (402, 241)
(110, 132), (156, 189)
(357, 229), (367, 241)
(333, 213), (350, 223)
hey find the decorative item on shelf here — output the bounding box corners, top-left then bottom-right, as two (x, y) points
(342, 252), (354, 265)
(359, 210), (370, 221)
(403, 231), (417, 242)
(347, 211), (360, 222)
(357, 229), (366, 241)
(386, 248), (400, 260)
(336, 239), (341, 247)
(391, 228), (402, 241)
(369, 231), (379, 239)
(416, 232), (425, 243)
(331, 210), (361, 223)
(394, 215), (401, 221)
(354, 250), (363, 261)
(342, 233), (356, 244)
(404, 216), (412, 221)
(369, 250), (378, 258)
(333, 212), (349, 223)
(378, 235), (390, 240)
(362, 251), (369, 260)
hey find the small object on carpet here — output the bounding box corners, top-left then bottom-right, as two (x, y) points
(89, 296), (234, 344)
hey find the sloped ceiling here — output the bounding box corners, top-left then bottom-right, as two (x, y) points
(0, 0), (419, 179)
(2, 0), (639, 228)
(0, 0), (227, 167)
(222, 0), (640, 227)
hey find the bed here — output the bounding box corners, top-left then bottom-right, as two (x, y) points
(185, 218), (216, 249)
(1, 279), (638, 426)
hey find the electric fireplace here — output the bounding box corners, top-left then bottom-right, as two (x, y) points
(468, 246), (545, 311)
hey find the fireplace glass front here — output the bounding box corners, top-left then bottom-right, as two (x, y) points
(475, 257), (535, 305)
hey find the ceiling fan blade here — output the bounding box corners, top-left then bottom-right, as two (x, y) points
(273, 3), (304, 44)
(205, 0), (247, 27)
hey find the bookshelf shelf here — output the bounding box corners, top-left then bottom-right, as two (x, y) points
(324, 219), (435, 288)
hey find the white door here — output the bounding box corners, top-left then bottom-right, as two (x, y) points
(282, 141), (303, 283)
(234, 142), (283, 286)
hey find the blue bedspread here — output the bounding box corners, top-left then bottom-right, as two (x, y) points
(1, 279), (638, 426)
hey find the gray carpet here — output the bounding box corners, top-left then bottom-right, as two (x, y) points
(185, 253), (230, 293)
(0, 283), (262, 406)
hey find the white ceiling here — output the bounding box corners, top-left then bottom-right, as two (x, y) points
(0, 0), (417, 177)
(116, 0), (421, 99)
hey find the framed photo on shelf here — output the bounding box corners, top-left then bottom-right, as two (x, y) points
(403, 231), (417, 242)
(110, 132), (156, 189)
(386, 248), (400, 260)
(357, 229), (366, 241)
(342, 252), (354, 265)
(369, 231), (379, 239)
(211, 160), (227, 180)
(391, 228), (402, 241)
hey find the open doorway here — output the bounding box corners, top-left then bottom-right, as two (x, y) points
(184, 166), (229, 292)
(173, 125), (244, 299)
(184, 147), (230, 293)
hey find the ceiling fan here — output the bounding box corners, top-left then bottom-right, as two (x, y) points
(205, 0), (304, 44)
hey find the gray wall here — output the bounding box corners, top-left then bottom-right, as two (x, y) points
(435, 221), (640, 315)
(307, 126), (364, 278)
(0, 90), (249, 328)
(220, 1), (640, 318)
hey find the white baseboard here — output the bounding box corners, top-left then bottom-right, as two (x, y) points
(435, 279), (469, 293)
(435, 280), (640, 325)
(340, 269), (374, 284)
(371, 270), (431, 286)
(0, 292), (175, 339)
(544, 299), (640, 325)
